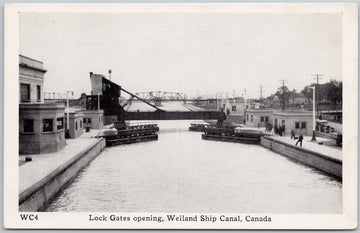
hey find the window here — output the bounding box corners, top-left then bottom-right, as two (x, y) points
(42, 119), (53, 132)
(295, 122), (300, 129)
(83, 118), (91, 124)
(232, 105), (236, 111)
(80, 120), (83, 129)
(247, 114), (249, 121)
(76, 121), (78, 130)
(265, 116), (269, 122)
(251, 115), (253, 122)
(57, 117), (64, 130)
(20, 83), (30, 102)
(301, 122), (307, 129)
(36, 85), (41, 102)
(23, 119), (34, 133)
(260, 116), (265, 122)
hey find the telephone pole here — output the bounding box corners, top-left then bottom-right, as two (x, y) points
(279, 80), (287, 111)
(260, 84), (263, 99)
(312, 74), (324, 116)
(243, 88), (247, 124)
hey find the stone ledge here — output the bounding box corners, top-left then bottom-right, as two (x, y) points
(19, 138), (105, 211)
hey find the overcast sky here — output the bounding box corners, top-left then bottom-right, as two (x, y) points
(20, 12), (342, 99)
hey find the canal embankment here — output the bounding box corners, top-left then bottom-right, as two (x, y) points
(260, 135), (342, 179)
(19, 132), (106, 211)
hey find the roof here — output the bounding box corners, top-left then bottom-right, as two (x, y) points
(19, 54), (47, 72)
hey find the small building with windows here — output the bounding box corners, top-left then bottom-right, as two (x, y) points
(19, 55), (66, 154)
(272, 111), (313, 136)
(19, 103), (66, 154)
(82, 109), (104, 129)
(65, 108), (84, 138)
(245, 109), (274, 128)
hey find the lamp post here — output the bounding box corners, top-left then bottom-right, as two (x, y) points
(309, 86), (316, 141)
(66, 91), (73, 131)
(97, 93), (100, 111)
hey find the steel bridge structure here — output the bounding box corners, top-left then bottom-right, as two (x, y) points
(87, 73), (224, 121)
(134, 91), (187, 101)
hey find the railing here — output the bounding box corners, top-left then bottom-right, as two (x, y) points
(44, 92), (75, 100)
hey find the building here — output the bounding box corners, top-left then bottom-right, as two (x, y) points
(82, 110), (104, 129)
(272, 111), (313, 136)
(19, 55), (66, 154)
(88, 72), (122, 124)
(223, 97), (246, 115)
(65, 108), (84, 138)
(245, 109), (274, 127)
(319, 110), (342, 123)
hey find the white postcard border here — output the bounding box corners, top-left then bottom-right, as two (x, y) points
(3, 3), (358, 229)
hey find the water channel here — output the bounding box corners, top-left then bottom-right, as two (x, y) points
(45, 120), (342, 213)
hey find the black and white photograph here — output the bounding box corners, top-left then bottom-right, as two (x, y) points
(3, 3), (358, 229)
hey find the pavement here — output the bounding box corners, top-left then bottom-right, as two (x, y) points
(19, 132), (102, 194)
(268, 134), (342, 162)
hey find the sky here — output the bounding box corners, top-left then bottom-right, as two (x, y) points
(20, 12), (342, 99)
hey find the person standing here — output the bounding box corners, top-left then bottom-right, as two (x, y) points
(295, 131), (303, 147)
(291, 129), (295, 140)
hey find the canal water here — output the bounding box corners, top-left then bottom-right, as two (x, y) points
(45, 120), (342, 213)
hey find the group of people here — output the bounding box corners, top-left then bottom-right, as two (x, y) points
(291, 129), (304, 147)
(264, 122), (304, 147)
(274, 124), (286, 136)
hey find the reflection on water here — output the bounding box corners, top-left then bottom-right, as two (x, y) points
(46, 120), (342, 213)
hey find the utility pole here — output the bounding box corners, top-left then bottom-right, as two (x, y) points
(260, 84), (263, 100)
(66, 91), (73, 138)
(309, 86), (316, 141)
(312, 74), (323, 116)
(243, 88), (247, 124)
(279, 80), (287, 111)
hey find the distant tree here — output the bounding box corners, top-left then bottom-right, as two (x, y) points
(326, 80), (342, 104)
(275, 85), (291, 110)
(301, 80), (342, 105)
(301, 85), (315, 100)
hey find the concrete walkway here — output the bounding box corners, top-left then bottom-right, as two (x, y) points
(268, 135), (342, 161)
(19, 135), (102, 194)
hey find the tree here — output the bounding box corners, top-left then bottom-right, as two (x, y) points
(301, 84), (315, 100)
(301, 80), (342, 105)
(275, 85), (291, 110)
(326, 80), (342, 104)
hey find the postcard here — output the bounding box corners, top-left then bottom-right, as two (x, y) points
(3, 3), (358, 229)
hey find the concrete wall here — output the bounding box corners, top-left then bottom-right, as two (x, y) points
(225, 114), (244, 124)
(19, 138), (106, 211)
(260, 136), (342, 179)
